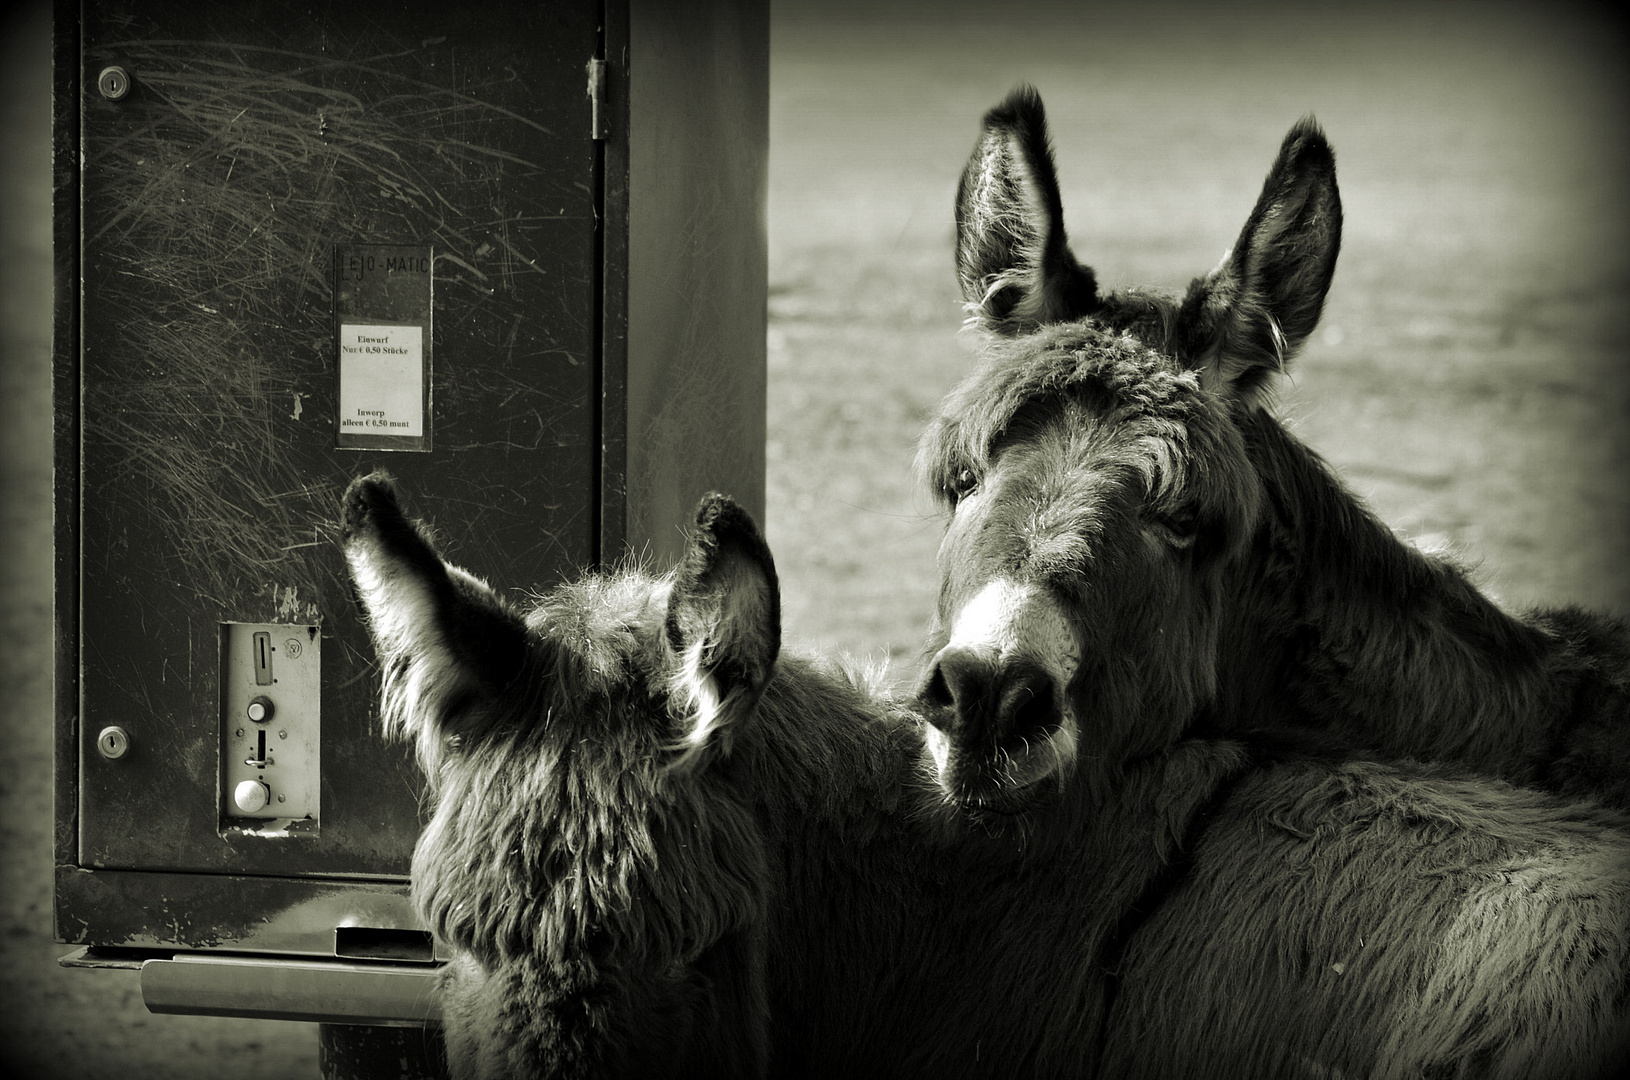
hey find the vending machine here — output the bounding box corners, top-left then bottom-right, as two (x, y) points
(53, 0), (767, 1070)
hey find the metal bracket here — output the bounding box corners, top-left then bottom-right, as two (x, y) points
(588, 58), (608, 140)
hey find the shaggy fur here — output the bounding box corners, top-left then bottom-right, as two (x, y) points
(344, 473), (1630, 1078)
(920, 85), (1630, 810)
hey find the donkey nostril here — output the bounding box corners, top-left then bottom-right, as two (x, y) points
(1002, 670), (1057, 739)
(920, 664), (956, 712)
(917, 646), (991, 736)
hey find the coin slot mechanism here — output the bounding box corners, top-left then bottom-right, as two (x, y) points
(220, 623), (320, 833)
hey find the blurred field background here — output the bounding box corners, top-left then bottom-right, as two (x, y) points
(3, 0), (1626, 1076)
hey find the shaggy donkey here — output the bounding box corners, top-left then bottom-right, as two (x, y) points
(918, 85), (1630, 811)
(345, 473), (1630, 1078)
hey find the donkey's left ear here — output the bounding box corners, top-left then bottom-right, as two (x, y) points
(341, 472), (529, 751)
(663, 494), (781, 765)
(956, 85), (1099, 335)
(1179, 117), (1341, 404)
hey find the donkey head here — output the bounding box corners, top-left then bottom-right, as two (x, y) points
(342, 473), (778, 1074)
(916, 87), (1340, 810)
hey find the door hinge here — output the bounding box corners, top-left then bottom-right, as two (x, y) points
(587, 58), (608, 141)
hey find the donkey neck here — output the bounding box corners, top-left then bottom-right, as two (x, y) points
(758, 714), (1262, 1077)
(1220, 412), (1570, 781)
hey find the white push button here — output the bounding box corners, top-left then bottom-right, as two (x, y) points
(233, 780), (270, 814)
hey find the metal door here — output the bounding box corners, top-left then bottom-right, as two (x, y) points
(72, 0), (600, 880)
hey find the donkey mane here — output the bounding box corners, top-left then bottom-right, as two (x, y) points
(919, 319), (1275, 552)
(921, 324), (1187, 498)
(1225, 409), (1605, 785)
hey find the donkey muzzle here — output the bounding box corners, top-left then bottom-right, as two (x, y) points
(918, 646), (1061, 749)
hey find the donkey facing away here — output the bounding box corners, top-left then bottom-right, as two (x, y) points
(917, 86), (1630, 815)
(343, 473), (1630, 1078)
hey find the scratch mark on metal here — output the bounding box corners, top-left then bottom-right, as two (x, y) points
(271, 584), (318, 622)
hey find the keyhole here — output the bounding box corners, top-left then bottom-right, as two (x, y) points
(96, 726), (130, 760)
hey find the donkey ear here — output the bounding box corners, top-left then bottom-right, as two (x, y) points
(663, 493), (781, 764)
(1179, 117), (1342, 403)
(956, 85), (1098, 335)
(341, 472), (528, 752)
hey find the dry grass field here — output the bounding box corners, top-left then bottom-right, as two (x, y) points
(2, 1), (1626, 1076)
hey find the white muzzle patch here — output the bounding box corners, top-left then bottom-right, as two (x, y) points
(945, 577), (1079, 681)
(931, 577), (1082, 795)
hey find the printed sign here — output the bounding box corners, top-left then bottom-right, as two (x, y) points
(338, 324), (423, 437)
(334, 244), (432, 451)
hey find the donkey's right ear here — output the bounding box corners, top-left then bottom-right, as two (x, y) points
(956, 84), (1098, 335)
(341, 473), (527, 747)
(663, 494), (781, 767)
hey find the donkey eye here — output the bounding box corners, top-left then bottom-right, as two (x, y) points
(1151, 509), (1199, 548)
(947, 468), (980, 507)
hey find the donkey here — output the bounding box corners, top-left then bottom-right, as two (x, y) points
(917, 85), (1630, 812)
(345, 473), (1630, 1078)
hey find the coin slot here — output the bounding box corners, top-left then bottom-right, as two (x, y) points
(252, 631), (273, 685)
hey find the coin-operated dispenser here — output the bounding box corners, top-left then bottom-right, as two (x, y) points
(54, 0), (768, 1070)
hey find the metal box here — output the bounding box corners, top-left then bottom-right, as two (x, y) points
(53, 0), (767, 1017)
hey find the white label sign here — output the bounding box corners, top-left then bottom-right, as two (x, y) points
(337, 324), (423, 437)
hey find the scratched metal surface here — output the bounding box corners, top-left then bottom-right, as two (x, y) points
(72, 0), (600, 878)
